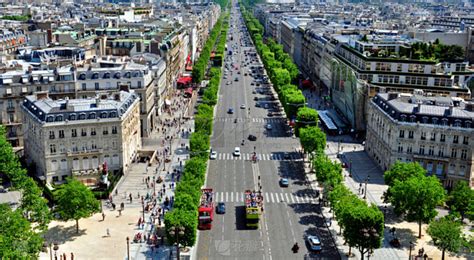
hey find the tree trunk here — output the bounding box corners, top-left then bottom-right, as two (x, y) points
(76, 219), (79, 233)
(442, 248), (445, 260)
(360, 249), (365, 260)
(348, 246), (351, 256)
(418, 220), (422, 238)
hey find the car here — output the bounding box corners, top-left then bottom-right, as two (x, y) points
(250, 82), (255, 86)
(244, 73), (248, 76)
(255, 102), (261, 107)
(210, 151), (217, 160)
(306, 235), (322, 252)
(234, 77), (239, 82)
(216, 202), (226, 214)
(283, 152), (291, 160)
(237, 71), (241, 74)
(264, 104), (269, 109)
(227, 108), (234, 114)
(279, 178), (289, 187)
(224, 75), (228, 79)
(240, 104), (246, 109)
(233, 147), (241, 156)
(266, 124), (272, 130)
(248, 134), (257, 141)
(267, 112), (273, 117)
(252, 90), (257, 94)
(226, 81), (231, 85)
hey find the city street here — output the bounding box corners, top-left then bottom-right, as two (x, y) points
(196, 3), (339, 259)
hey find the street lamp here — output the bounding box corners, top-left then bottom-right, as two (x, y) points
(169, 226), (185, 260)
(349, 159), (353, 177)
(126, 237), (130, 260)
(53, 243), (59, 260)
(408, 241), (414, 260)
(363, 175), (370, 200)
(360, 227), (379, 260)
(43, 241), (53, 260)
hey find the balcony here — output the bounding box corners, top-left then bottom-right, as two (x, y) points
(67, 148), (103, 157)
(412, 153), (450, 162)
(6, 106), (15, 113)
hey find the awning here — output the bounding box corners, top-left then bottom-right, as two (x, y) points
(318, 110), (337, 130)
(177, 76), (192, 85)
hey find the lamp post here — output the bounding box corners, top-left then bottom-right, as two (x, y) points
(53, 243), (59, 260)
(349, 159), (353, 177)
(169, 226), (185, 260)
(363, 175), (370, 200)
(360, 227), (379, 260)
(126, 237), (130, 260)
(43, 241), (53, 260)
(408, 241), (414, 260)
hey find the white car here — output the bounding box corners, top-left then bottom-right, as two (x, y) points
(233, 147), (241, 156)
(266, 124), (272, 130)
(226, 81), (231, 85)
(307, 235), (322, 252)
(240, 104), (246, 109)
(210, 151), (217, 160)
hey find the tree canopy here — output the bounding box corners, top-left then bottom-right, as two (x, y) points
(389, 175), (445, 238)
(299, 126), (326, 156)
(54, 178), (100, 233)
(447, 181), (474, 221)
(427, 217), (464, 260)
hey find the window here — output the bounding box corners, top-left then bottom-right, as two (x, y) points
(421, 132), (426, 140)
(399, 130), (405, 138)
(81, 83), (86, 90)
(71, 129), (77, 137)
(451, 148), (457, 158)
(81, 128), (87, 137)
(112, 141), (117, 149)
(461, 150), (467, 160)
(459, 165), (466, 176)
(430, 133), (436, 141)
(137, 81), (142, 88)
(448, 164), (455, 174)
(91, 128), (96, 136)
(438, 148), (444, 157)
(8, 114), (14, 123)
(440, 134), (446, 142)
(59, 130), (64, 138)
(112, 126), (118, 134)
(52, 176), (59, 182)
(398, 144), (403, 153)
(428, 146), (434, 156)
(7, 99), (13, 109)
(49, 131), (55, 139)
(463, 136), (469, 145)
(95, 82), (100, 90)
(453, 135), (459, 144)
(50, 144), (56, 154)
(419, 145), (425, 155)
(408, 131), (414, 139)
(407, 146), (413, 154)
(103, 127), (108, 135)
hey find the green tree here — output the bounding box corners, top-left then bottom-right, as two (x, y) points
(295, 107), (318, 136)
(313, 154), (343, 188)
(342, 203), (384, 260)
(189, 132), (210, 157)
(447, 181), (474, 221)
(164, 208), (198, 247)
(389, 175), (445, 238)
(427, 217), (464, 260)
(272, 68), (290, 87)
(54, 178), (100, 233)
(19, 179), (51, 231)
(0, 204), (43, 258)
(383, 161), (425, 202)
(299, 126), (326, 157)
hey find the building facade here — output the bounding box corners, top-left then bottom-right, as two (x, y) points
(366, 92), (474, 188)
(22, 91), (141, 185)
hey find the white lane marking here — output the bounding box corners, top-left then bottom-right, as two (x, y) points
(225, 192), (228, 202)
(290, 194), (295, 203)
(230, 191), (234, 202)
(285, 193), (289, 203)
(235, 192), (239, 202)
(280, 193), (285, 202)
(269, 192), (274, 203)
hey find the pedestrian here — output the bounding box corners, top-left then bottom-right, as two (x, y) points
(129, 193), (133, 203)
(361, 188), (364, 196)
(115, 189), (118, 196)
(118, 209), (122, 216)
(106, 228), (110, 237)
(112, 203), (116, 211)
(102, 212), (105, 221)
(120, 202), (124, 211)
(359, 183), (362, 194)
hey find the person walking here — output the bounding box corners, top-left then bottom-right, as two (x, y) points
(102, 212), (105, 221)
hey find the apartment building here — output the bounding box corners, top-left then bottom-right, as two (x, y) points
(366, 92), (474, 188)
(75, 58), (158, 137)
(0, 29), (28, 54)
(0, 67), (76, 148)
(22, 91), (141, 185)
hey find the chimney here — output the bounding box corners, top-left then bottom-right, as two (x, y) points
(114, 93), (121, 101)
(449, 104), (454, 115)
(119, 84), (130, 92)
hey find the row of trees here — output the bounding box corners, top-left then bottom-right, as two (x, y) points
(191, 14), (225, 83)
(241, 8), (304, 120)
(164, 13), (230, 247)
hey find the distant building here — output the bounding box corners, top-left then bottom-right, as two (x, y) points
(366, 92), (474, 188)
(22, 91), (141, 185)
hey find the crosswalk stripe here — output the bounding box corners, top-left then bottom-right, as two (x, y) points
(290, 194), (295, 203)
(230, 192), (234, 202)
(226, 192), (228, 202)
(269, 193), (273, 203)
(285, 193), (289, 202)
(295, 195), (300, 203)
(235, 192), (239, 202)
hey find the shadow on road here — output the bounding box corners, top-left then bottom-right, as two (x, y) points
(234, 205), (248, 230)
(43, 224), (87, 244)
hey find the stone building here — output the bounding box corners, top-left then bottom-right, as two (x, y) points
(366, 92), (474, 188)
(22, 91), (141, 185)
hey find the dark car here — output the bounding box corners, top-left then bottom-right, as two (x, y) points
(227, 108), (234, 114)
(254, 96), (259, 101)
(279, 178), (289, 187)
(248, 134), (257, 141)
(216, 202), (226, 214)
(283, 152), (291, 160)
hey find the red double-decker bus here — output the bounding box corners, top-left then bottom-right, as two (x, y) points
(198, 188), (214, 230)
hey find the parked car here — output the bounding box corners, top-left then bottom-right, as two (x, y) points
(306, 235), (322, 252)
(279, 178), (289, 187)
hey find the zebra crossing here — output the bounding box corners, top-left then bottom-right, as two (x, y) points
(215, 117), (286, 123)
(214, 152), (301, 161)
(213, 191), (318, 204)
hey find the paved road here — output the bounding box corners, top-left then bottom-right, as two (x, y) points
(196, 3), (339, 260)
